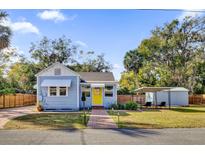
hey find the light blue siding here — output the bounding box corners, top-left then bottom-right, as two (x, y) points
(79, 84), (117, 109)
(38, 76), (117, 110)
(103, 85), (117, 108)
(79, 85), (92, 109)
(38, 76), (79, 110)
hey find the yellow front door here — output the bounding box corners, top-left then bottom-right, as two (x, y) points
(92, 87), (103, 105)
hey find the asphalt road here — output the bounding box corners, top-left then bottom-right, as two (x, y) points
(0, 128), (205, 145)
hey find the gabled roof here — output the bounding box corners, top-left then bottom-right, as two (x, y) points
(35, 62), (80, 76)
(35, 63), (117, 82)
(78, 72), (115, 82)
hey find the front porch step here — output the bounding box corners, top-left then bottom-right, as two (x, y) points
(92, 106), (104, 109)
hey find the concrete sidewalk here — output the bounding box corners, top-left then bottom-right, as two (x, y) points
(87, 109), (117, 128)
(0, 106), (35, 129)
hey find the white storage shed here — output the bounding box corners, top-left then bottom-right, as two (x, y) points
(135, 87), (189, 107)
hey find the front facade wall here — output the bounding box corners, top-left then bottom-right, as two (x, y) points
(38, 76), (79, 110)
(103, 84), (117, 108)
(79, 83), (117, 109)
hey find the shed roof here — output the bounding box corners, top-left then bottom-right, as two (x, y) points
(164, 87), (189, 92)
(135, 87), (189, 93)
(78, 72), (115, 82)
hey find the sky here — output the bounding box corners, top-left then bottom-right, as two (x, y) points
(3, 9), (204, 80)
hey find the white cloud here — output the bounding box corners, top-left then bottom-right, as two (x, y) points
(0, 18), (39, 35)
(37, 10), (74, 22)
(75, 41), (88, 47)
(11, 21), (39, 34)
(178, 10), (204, 21)
(113, 63), (121, 69)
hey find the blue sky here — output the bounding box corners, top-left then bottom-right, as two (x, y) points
(3, 9), (202, 80)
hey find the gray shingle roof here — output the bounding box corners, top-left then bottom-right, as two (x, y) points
(78, 72), (115, 82)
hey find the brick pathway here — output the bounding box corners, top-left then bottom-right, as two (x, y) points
(87, 109), (118, 129)
(0, 106), (35, 129)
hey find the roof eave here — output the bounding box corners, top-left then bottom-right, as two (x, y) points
(82, 81), (118, 83)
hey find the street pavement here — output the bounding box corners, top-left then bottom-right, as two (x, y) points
(0, 128), (205, 145)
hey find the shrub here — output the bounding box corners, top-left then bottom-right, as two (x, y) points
(125, 101), (139, 110)
(0, 88), (15, 95)
(110, 103), (126, 110)
(118, 104), (125, 110)
(110, 104), (118, 110)
(110, 102), (140, 110)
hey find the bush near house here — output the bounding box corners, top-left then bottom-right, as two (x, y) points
(110, 101), (140, 110)
(110, 104), (124, 110)
(125, 101), (139, 110)
(0, 88), (15, 95)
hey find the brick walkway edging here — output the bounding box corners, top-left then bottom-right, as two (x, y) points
(87, 109), (118, 129)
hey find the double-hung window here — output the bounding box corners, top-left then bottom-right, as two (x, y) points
(59, 87), (67, 96)
(81, 85), (90, 97)
(105, 85), (113, 97)
(49, 87), (57, 96)
(49, 87), (68, 96)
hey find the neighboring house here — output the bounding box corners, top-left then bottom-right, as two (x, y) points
(36, 62), (118, 111)
(136, 87), (189, 106)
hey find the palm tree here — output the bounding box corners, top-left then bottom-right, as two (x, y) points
(0, 11), (11, 50)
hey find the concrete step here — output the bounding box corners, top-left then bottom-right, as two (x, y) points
(92, 106), (104, 109)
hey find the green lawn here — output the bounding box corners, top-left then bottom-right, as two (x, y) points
(108, 105), (205, 129)
(4, 112), (89, 129)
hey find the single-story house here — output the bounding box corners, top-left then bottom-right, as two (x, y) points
(36, 62), (118, 111)
(135, 87), (189, 107)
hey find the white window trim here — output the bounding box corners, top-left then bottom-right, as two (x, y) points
(48, 86), (68, 97)
(81, 84), (91, 97)
(104, 85), (114, 97)
(77, 76), (80, 109)
(48, 87), (57, 97)
(59, 87), (68, 96)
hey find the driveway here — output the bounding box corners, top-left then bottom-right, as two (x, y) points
(0, 106), (35, 129)
(0, 128), (205, 144)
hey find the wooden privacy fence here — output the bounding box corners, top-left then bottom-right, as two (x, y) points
(0, 94), (36, 109)
(189, 95), (205, 104)
(117, 95), (145, 104)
